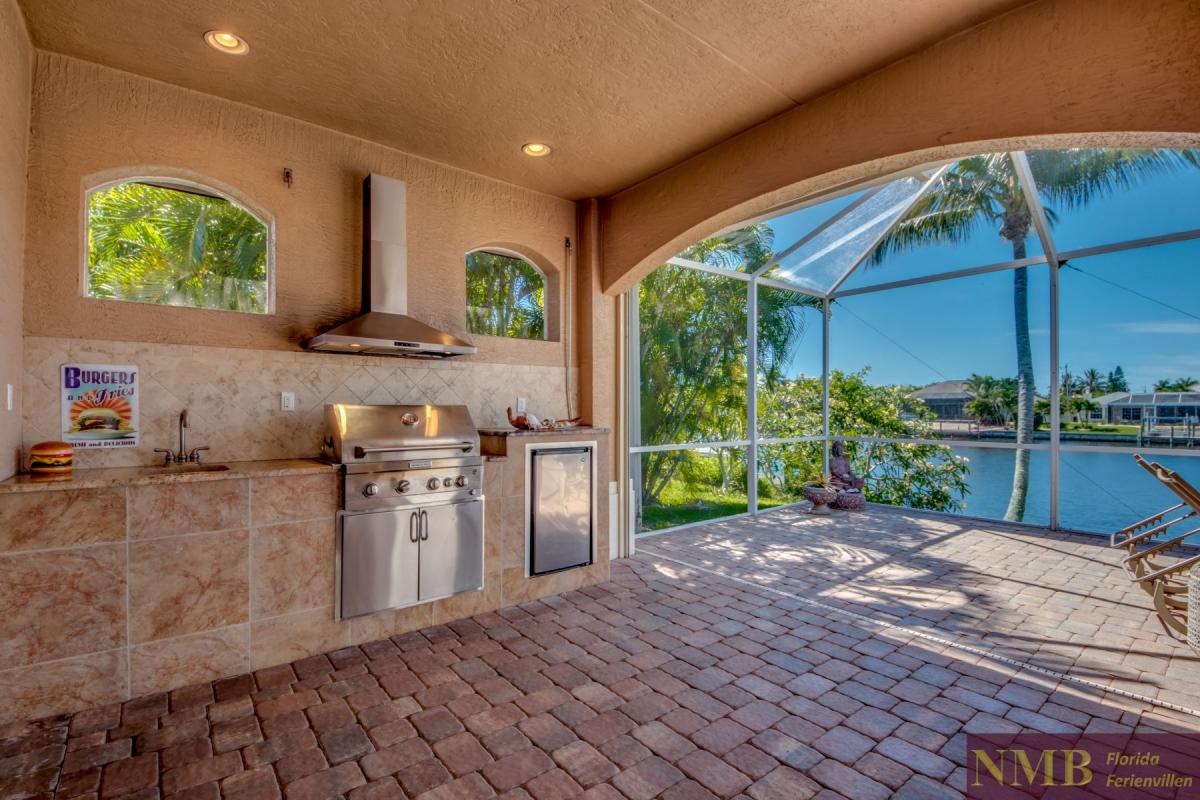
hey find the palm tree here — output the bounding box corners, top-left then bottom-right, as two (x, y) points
(869, 148), (1197, 522)
(465, 251), (546, 339)
(1068, 396), (1100, 424)
(1080, 368), (1105, 397)
(1060, 365), (1078, 397)
(88, 181), (268, 312)
(963, 374), (1016, 427)
(1155, 377), (1199, 392)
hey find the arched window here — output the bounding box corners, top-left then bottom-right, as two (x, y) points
(85, 177), (272, 314)
(465, 250), (546, 340)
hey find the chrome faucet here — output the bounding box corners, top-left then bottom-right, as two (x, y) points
(155, 409), (210, 465)
(179, 408), (188, 458)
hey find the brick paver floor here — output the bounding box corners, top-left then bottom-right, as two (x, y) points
(3, 507), (1199, 799)
(643, 505), (1200, 709)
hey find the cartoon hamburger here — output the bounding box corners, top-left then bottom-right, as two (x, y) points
(29, 441), (73, 474)
(75, 407), (124, 432)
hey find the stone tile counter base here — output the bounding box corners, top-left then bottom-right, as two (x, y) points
(0, 445), (610, 724)
(0, 464), (339, 724)
(483, 433), (612, 610)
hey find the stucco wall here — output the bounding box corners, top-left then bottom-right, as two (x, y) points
(24, 53), (576, 368)
(0, 0), (31, 480)
(600, 0), (1200, 292)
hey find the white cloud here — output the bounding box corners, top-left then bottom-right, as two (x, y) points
(1117, 321), (1200, 335)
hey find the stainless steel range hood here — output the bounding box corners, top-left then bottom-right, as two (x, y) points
(306, 175), (477, 358)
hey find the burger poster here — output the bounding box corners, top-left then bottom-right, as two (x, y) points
(61, 364), (139, 448)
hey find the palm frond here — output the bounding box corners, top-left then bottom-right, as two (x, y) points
(1027, 148), (1199, 209)
(864, 154), (1019, 267)
(465, 251), (546, 339)
(87, 181), (268, 313)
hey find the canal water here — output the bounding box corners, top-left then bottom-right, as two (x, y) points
(943, 445), (1200, 536)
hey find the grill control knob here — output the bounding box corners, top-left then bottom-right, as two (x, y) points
(427, 478), (441, 490)
(363, 483), (380, 497)
(396, 480), (411, 494)
(455, 476), (467, 488)
(442, 477), (454, 488)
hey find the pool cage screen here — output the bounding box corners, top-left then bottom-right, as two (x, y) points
(625, 148), (1200, 536)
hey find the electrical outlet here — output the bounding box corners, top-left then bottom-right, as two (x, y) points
(281, 391), (296, 412)
(517, 397), (527, 413)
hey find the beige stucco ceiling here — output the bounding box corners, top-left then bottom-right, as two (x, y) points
(17, 0), (1025, 199)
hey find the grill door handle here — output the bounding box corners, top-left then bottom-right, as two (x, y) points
(420, 508), (429, 541)
(408, 511), (419, 543)
(354, 442), (473, 458)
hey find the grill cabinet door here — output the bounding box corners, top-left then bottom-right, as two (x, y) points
(340, 509), (419, 618)
(417, 499), (484, 602)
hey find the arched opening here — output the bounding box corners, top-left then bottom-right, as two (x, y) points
(83, 172), (274, 314)
(627, 145), (1200, 538)
(464, 246), (558, 342)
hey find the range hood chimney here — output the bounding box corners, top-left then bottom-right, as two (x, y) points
(305, 175), (477, 358)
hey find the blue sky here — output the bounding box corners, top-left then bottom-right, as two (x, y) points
(763, 158), (1200, 392)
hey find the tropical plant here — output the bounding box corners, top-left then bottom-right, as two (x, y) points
(963, 374), (1018, 426)
(638, 225), (815, 505)
(758, 370), (970, 511)
(1067, 396), (1100, 423)
(87, 181), (268, 312)
(1154, 377), (1199, 392)
(465, 251), (546, 339)
(1107, 366), (1129, 393)
(867, 148), (1198, 522)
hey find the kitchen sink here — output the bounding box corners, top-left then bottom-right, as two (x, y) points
(147, 463), (230, 473)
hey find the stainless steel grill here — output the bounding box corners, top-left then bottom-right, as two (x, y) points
(323, 404), (484, 619)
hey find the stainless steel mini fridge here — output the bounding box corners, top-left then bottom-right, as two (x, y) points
(529, 446), (593, 576)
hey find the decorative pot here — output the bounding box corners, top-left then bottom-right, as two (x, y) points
(803, 484), (838, 515)
(832, 490), (867, 511)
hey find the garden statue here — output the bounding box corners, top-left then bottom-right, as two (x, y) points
(829, 442), (865, 490)
(829, 442), (868, 510)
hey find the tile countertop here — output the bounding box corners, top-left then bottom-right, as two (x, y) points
(0, 458), (335, 494)
(478, 426), (609, 459)
(1, 429), (612, 492)
(476, 426), (611, 437)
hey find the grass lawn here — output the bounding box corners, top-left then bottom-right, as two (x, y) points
(640, 485), (793, 531)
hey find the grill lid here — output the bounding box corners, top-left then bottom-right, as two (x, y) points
(323, 403), (479, 464)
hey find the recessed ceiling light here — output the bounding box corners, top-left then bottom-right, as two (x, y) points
(522, 143), (551, 158)
(204, 30), (250, 55)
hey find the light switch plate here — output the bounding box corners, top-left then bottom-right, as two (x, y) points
(517, 397), (527, 413)
(281, 391), (296, 412)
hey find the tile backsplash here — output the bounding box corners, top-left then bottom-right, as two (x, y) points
(24, 337), (575, 468)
